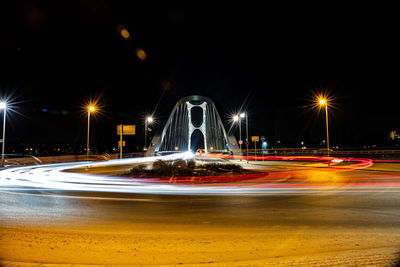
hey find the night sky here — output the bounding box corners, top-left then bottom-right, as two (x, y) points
(0, 2), (399, 153)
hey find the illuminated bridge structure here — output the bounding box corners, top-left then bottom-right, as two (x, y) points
(148, 95), (238, 155)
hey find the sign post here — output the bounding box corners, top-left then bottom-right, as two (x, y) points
(251, 136), (259, 160)
(245, 141), (249, 162)
(260, 136), (265, 161)
(246, 113), (249, 161)
(118, 141), (126, 147)
(117, 125), (135, 159)
(238, 139), (243, 160)
(120, 125), (123, 159)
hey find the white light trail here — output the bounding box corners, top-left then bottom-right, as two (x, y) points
(1, 152), (395, 196)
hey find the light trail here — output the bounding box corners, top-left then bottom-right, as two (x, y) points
(1, 152), (399, 196)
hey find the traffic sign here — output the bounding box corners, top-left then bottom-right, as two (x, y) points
(238, 140), (243, 145)
(117, 124), (134, 159)
(117, 125), (135, 135)
(251, 136), (259, 142)
(118, 141), (126, 147)
(245, 141), (250, 145)
(260, 136), (265, 141)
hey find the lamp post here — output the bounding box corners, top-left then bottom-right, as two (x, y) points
(144, 116), (153, 150)
(87, 106), (95, 160)
(238, 112), (249, 160)
(0, 101), (6, 167)
(240, 112), (248, 156)
(319, 99), (330, 157)
(233, 114), (242, 153)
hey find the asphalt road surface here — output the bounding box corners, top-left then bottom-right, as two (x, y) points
(1, 155), (400, 266)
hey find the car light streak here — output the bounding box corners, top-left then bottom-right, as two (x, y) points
(1, 153), (399, 195)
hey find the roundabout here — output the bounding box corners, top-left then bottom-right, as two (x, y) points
(0, 153), (392, 196)
(1, 154), (400, 266)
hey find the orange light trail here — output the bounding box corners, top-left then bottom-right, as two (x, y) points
(2, 152), (400, 195)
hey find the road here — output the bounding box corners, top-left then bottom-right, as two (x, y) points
(1, 154), (400, 266)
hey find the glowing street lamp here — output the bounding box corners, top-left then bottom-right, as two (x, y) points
(239, 112), (249, 159)
(144, 116), (154, 150)
(87, 105), (96, 160)
(318, 98), (330, 156)
(0, 101), (6, 167)
(233, 114), (242, 152)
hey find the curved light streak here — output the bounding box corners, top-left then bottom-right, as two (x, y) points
(1, 152), (399, 196)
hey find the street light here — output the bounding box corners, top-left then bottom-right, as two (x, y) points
(240, 112), (248, 159)
(318, 98), (330, 156)
(87, 105), (96, 160)
(233, 114), (242, 153)
(0, 101), (7, 167)
(144, 116), (153, 150)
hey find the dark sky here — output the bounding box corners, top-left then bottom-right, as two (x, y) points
(0, 2), (399, 152)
